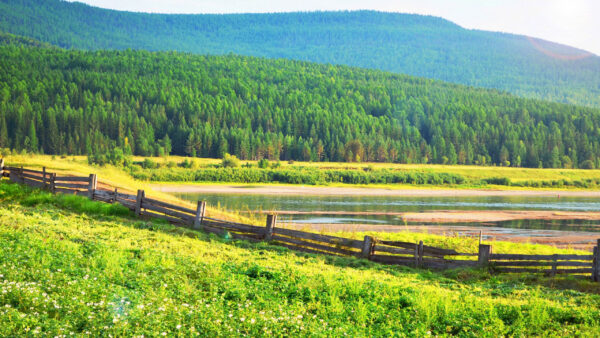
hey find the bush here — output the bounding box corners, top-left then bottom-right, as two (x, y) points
(141, 158), (160, 169)
(483, 177), (511, 186)
(221, 153), (240, 168)
(580, 160), (595, 169)
(258, 158), (269, 169)
(179, 159), (194, 168)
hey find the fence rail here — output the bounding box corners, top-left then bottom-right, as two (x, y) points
(1, 158), (598, 281)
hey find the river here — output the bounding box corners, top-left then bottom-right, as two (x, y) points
(173, 192), (600, 233)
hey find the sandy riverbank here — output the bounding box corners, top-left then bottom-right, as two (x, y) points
(250, 210), (600, 223)
(153, 183), (600, 197)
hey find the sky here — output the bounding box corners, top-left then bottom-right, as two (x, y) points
(66, 0), (600, 55)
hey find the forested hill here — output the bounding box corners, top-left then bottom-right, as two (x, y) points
(1, 0), (599, 108)
(1, 37), (600, 169)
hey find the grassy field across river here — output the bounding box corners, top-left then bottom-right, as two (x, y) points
(4, 154), (600, 190)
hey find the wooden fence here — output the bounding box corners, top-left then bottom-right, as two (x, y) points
(1, 159), (599, 281)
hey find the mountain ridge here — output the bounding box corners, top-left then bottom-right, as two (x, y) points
(1, 0), (599, 107)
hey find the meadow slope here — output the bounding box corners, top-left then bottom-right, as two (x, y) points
(1, 181), (600, 336)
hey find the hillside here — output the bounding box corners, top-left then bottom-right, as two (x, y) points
(1, 181), (600, 335)
(2, 38), (600, 168)
(0, 0), (599, 107)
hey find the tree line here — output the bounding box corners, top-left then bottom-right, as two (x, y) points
(1, 40), (600, 168)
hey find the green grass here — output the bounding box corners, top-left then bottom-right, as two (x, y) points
(1, 181), (600, 336)
(5, 154), (600, 190)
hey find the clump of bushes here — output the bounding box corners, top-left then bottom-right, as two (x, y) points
(87, 147), (132, 167)
(221, 153), (240, 168)
(129, 166), (467, 185)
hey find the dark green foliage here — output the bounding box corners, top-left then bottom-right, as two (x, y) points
(1, 1), (599, 107)
(128, 166), (466, 186)
(88, 147), (132, 166)
(1, 38), (600, 168)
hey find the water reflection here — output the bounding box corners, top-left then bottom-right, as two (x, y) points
(174, 192), (600, 232)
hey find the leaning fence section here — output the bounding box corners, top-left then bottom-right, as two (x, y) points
(0, 159), (599, 281)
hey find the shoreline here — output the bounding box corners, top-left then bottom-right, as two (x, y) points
(153, 183), (600, 197)
(246, 210), (600, 223)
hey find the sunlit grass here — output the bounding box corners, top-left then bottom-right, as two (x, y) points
(1, 181), (600, 336)
(1, 154), (262, 225)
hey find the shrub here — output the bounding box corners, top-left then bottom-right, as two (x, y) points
(580, 160), (595, 169)
(258, 158), (269, 169)
(221, 153), (240, 168)
(483, 177), (511, 186)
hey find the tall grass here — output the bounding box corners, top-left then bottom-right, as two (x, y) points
(1, 181), (599, 336)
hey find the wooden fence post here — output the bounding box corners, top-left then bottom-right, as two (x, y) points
(361, 236), (375, 259)
(418, 241), (424, 267)
(551, 254), (558, 277)
(594, 239), (600, 283)
(414, 242), (419, 267)
(112, 188), (118, 203)
(414, 241), (424, 267)
(194, 201), (206, 230)
(135, 190), (145, 216)
(478, 244), (492, 267)
(50, 173), (56, 194)
(88, 174), (97, 200)
(42, 167), (47, 189)
(19, 165), (24, 184)
(0, 158), (4, 177)
(265, 214), (277, 240)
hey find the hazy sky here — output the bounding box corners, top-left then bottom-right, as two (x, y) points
(67, 0), (600, 55)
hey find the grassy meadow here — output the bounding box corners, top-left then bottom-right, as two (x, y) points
(1, 181), (600, 336)
(4, 154), (600, 191)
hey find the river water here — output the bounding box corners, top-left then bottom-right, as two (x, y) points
(173, 193), (600, 233)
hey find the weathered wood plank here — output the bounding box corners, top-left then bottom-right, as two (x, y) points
(143, 197), (196, 215)
(54, 187), (81, 195)
(54, 176), (90, 182)
(141, 202), (195, 222)
(203, 225), (264, 242)
(22, 178), (45, 188)
(202, 219), (265, 235)
(116, 192), (137, 201)
(93, 195), (114, 203)
(372, 245), (415, 256)
(491, 254), (593, 261)
(272, 235), (360, 257)
(379, 240), (461, 256)
(423, 259), (479, 269)
(6, 167), (45, 175)
(20, 172), (44, 180)
(370, 254), (416, 265)
(93, 189), (113, 197)
(494, 261), (592, 267)
(274, 242), (345, 257)
(54, 182), (88, 189)
(116, 199), (136, 210)
(273, 227), (363, 249)
(140, 210), (192, 226)
(495, 268), (593, 274)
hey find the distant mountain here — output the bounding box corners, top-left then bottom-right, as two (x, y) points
(0, 0), (599, 107)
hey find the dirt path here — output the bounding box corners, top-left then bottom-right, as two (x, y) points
(154, 183), (600, 197)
